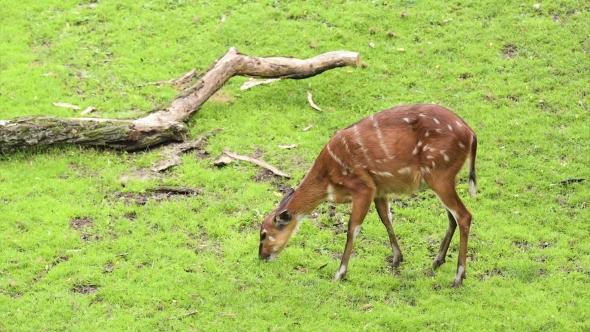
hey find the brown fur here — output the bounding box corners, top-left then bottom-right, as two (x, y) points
(259, 104), (477, 287)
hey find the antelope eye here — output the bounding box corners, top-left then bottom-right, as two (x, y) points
(260, 232), (267, 241)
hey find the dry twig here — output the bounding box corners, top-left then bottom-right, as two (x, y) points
(222, 149), (291, 178)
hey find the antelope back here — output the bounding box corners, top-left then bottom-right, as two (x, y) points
(323, 104), (476, 198)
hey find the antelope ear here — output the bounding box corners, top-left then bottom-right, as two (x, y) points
(275, 210), (292, 226)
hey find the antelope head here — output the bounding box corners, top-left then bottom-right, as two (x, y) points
(258, 188), (301, 261)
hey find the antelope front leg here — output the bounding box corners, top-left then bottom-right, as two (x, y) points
(333, 193), (373, 281)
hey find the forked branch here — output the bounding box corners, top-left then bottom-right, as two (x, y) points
(0, 47), (360, 152)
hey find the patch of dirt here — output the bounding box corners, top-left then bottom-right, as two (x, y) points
(70, 217), (94, 230)
(124, 212), (137, 221)
(458, 73), (471, 80)
(513, 240), (532, 250)
(72, 285), (98, 295)
(114, 187), (199, 205)
(502, 43), (518, 58)
(314, 204), (347, 234)
(80, 233), (100, 242)
(539, 241), (552, 249)
(253, 169), (292, 193)
(103, 263), (114, 274)
(475, 267), (505, 281)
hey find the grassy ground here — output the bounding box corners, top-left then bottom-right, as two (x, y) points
(1, 0), (589, 330)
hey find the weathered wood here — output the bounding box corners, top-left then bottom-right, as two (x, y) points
(0, 47), (360, 152)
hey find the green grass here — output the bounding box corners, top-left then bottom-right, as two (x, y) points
(1, 0), (589, 330)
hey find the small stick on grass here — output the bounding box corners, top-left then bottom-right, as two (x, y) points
(307, 91), (322, 111)
(222, 149), (291, 178)
(140, 68), (198, 87)
(147, 186), (202, 195)
(168, 310), (198, 320)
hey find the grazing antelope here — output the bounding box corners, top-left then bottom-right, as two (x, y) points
(259, 104), (477, 288)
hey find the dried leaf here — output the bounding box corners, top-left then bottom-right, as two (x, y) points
(307, 91), (322, 111)
(52, 102), (81, 110)
(240, 78), (280, 90)
(81, 107), (96, 115)
(278, 144), (298, 149)
(369, 41), (375, 48)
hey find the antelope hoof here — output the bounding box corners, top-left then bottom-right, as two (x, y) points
(333, 266), (347, 281)
(449, 279), (463, 288)
(391, 256), (404, 268)
(432, 258), (445, 270)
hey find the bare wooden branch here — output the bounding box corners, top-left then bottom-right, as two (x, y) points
(152, 128), (222, 172)
(1, 48), (360, 152)
(222, 148), (291, 178)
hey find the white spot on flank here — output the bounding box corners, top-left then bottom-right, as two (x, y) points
(420, 166), (432, 174)
(419, 113), (427, 117)
(459, 142), (466, 149)
(417, 140), (423, 147)
(431, 161), (436, 168)
(425, 130), (431, 137)
(397, 167), (411, 175)
(434, 118), (440, 125)
(448, 124), (453, 131)
(436, 128), (443, 133)
(371, 170), (393, 177)
(268, 236), (276, 242)
(412, 146), (419, 155)
(455, 120), (463, 128)
(427, 155), (435, 159)
(403, 117), (410, 123)
(440, 150), (450, 162)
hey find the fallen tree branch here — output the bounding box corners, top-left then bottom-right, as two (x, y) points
(152, 128), (222, 172)
(1, 48), (360, 152)
(222, 148), (291, 178)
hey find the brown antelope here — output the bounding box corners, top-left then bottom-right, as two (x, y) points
(258, 104), (477, 288)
